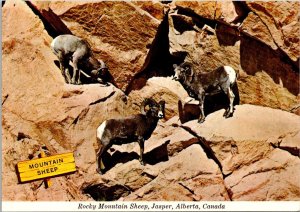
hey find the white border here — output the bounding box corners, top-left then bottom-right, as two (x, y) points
(2, 201), (300, 212)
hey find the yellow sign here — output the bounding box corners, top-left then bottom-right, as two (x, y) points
(17, 152), (76, 182)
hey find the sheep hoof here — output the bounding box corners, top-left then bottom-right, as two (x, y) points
(101, 82), (109, 87)
(225, 112), (233, 118)
(96, 168), (103, 175)
(97, 79), (109, 86)
(223, 109), (231, 118)
(198, 118), (205, 123)
(139, 159), (145, 166)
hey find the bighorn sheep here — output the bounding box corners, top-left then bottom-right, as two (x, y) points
(96, 98), (165, 174)
(173, 62), (237, 123)
(51, 34), (108, 85)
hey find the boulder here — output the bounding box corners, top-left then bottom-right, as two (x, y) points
(83, 104), (300, 201)
(117, 145), (228, 201)
(225, 149), (300, 200)
(184, 104), (300, 200)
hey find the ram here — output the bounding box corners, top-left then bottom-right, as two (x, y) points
(173, 62), (237, 123)
(95, 98), (165, 174)
(51, 34), (108, 85)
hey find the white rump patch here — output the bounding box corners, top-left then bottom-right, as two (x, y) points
(224, 66), (236, 84)
(97, 121), (107, 140)
(50, 37), (57, 50)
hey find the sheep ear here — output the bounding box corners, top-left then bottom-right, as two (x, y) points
(173, 64), (177, 69)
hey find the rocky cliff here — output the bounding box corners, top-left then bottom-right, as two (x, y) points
(2, 0), (299, 201)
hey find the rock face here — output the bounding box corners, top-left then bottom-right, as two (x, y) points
(2, 0), (300, 202)
(185, 105), (300, 200)
(245, 2), (300, 62)
(2, 0), (128, 201)
(168, 1), (299, 111)
(82, 105), (300, 201)
(31, 1), (165, 91)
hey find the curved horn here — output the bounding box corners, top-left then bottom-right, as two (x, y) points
(181, 62), (193, 76)
(99, 59), (107, 70)
(180, 62), (193, 69)
(140, 98), (158, 115)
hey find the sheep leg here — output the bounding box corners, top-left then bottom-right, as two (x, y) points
(223, 104), (229, 117)
(64, 66), (72, 83)
(96, 145), (109, 174)
(97, 77), (109, 86)
(198, 95), (205, 123)
(58, 60), (66, 81)
(58, 52), (71, 83)
(137, 136), (145, 165)
(225, 87), (235, 118)
(63, 58), (71, 83)
(70, 62), (77, 84)
(71, 51), (84, 84)
(71, 60), (81, 84)
(221, 81), (232, 117)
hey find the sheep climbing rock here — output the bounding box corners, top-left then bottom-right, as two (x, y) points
(173, 62), (237, 123)
(50, 34), (108, 85)
(95, 98), (165, 174)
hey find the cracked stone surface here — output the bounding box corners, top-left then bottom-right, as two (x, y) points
(84, 105), (300, 201)
(183, 105), (300, 200)
(121, 145), (228, 201)
(246, 1), (300, 62)
(31, 0), (165, 91)
(225, 149), (300, 200)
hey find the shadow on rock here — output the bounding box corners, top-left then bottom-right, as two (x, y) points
(101, 151), (140, 174)
(144, 140), (170, 165)
(83, 183), (130, 201)
(54, 60), (116, 86)
(101, 140), (170, 173)
(179, 83), (240, 123)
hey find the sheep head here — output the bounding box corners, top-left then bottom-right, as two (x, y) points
(173, 62), (193, 82)
(91, 59), (109, 78)
(140, 98), (165, 118)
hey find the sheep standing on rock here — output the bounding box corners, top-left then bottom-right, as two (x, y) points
(96, 98), (165, 174)
(173, 62), (237, 123)
(51, 34), (108, 85)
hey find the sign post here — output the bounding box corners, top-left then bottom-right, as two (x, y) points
(39, 150), (52, 188)
(17, 152), (76, 183)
